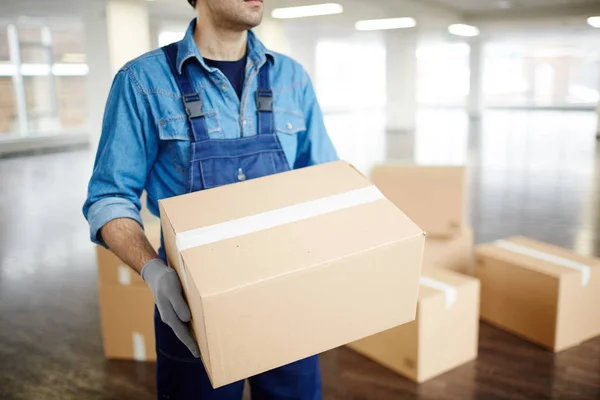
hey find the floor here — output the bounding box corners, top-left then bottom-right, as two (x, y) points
(1, 109), (599, 400)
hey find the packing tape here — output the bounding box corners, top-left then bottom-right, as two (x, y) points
(174, 185), (385, 286)
(495, 240), (591, 287)
(132, 332), (146, 362)
(118, 265), (132, 286)
(419, 276), (457, 309)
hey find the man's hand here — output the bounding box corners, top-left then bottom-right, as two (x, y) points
(142, 259), (200, 358)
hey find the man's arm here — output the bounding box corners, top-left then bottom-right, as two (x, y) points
(83, 68), (199, 358)
(83, 68), (155, 247)
(296, 69), (339, 168)
(100, 218), (157, 275)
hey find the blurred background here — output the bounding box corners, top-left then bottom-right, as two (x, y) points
(1, 0), (600, 399)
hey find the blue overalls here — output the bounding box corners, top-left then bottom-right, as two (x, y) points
(154, 43), (322, 400)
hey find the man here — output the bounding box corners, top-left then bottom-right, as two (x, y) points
(83, 0), (337, 398)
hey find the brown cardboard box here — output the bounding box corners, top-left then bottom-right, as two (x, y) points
(475, 236), (600, 352)
(423, 227), (474, 275)
(159, 160), (426, 388)
(96, 222), (161, 286)
(97, 221), (161, 361)
(98, 284), (156, 361)
(371, 164), (466, 238)
(347, 268), (480, 383)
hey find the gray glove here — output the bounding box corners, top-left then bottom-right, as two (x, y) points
(141, 258), (200, 358)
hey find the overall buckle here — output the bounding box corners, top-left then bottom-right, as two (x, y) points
(256, 90), (273, 112)
(183, 94), (204, 119)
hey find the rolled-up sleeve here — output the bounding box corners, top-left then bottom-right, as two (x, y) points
(83, 68), (157, 246)
(296, 70), (339, 167)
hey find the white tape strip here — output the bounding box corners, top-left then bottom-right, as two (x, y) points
(132, 332), (146, 362)
(118, 265), (132, 286)
(495, 240), (591, 287)
(420, 276), (457, 309)
(175, 185), (384, 257)
(174, 186), (384, 288)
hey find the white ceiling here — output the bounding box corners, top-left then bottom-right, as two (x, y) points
(431, 0), (600, 14)
(1, 0), (600, 25)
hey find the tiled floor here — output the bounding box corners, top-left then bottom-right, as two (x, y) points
(0, 109), (599, 399)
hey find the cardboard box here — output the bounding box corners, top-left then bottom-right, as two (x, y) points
(159, 160), (426, 388)
(97, 221), (161, 361)
(475, 236), (600, 352)
(371, 164), (466, 238)
(98, 284), (156, 361)
(348, 268), (480, 383)
(423, 227), (474, 275)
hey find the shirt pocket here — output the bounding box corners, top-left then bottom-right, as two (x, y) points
(158, 110), (223, 140)
(274, 109), (306, 135)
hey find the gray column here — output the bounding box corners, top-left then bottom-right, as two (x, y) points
(468, 38), (484, 120)
(82, 0), (151, 151)
(385, 29), (417, 135)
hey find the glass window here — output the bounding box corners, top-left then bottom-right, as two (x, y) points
(484, 37), (599, 108)
(56, 76), (87, 130)
(18, 26), (49, 64)
(0, 21), (89, 138)
(52, 25), (87, 130)
(0, 25), (16, 135)
(316, 38), (386, 111)
(416, 41), (470, 107)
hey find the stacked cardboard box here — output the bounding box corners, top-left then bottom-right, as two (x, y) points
(371, 164), (474, 274)
(348, 268), (480, 383)
(344, 164), (479, 382)
(96, 222), (161, 362)
(475, 236), (600, 352)
(159, 160), (426, 388)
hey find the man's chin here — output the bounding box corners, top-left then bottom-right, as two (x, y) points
(239, 15), (263, 30)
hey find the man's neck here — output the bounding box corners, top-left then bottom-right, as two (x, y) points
(194, 17), (247, 61)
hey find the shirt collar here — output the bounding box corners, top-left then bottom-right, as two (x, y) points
(176, 18), (275, 74)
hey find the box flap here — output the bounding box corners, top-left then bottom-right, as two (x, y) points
(476, 236), (600, 285)
(371, 164), (466, 238)
(418, 268), (479, 307)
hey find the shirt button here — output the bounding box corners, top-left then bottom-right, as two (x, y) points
(243, 120), (247, 125)
(221, 83), (227, 90)
(237, 168), (246, 181)
(286, 121), (293, 130)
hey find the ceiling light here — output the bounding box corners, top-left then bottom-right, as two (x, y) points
(355, 17), (417, 31)
(52, 63), (89, 76)
(21, 64), (51, 76)
(271, 3), (343, 19)
(448, 24), (480, 37)
(587, 16), (600, 28)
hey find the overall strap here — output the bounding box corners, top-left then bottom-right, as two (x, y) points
(162, 42), (210, 142)
(256, 62), (274, 135)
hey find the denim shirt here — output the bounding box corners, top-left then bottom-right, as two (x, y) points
(83, 19), (338, 245)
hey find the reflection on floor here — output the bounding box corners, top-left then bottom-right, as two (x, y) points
(0, 110), (599, 399)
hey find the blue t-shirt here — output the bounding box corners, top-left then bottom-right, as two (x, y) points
(205, 55), (247, 99)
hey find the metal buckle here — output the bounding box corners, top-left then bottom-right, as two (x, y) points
(183, 94), (204, 119)
(256, 90), (273, 112)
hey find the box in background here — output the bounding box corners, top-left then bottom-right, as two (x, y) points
(159, 160), (426, 388)
(97, 221), (161, 361)
(348, 268), (480, 383)
(98, 284), (156, 361)
(371, 164), (466, 238)
(423, 227), (474, 275)
(475, 236), (600, 352)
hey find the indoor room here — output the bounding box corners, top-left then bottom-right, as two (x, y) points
(1, 0), (600, 399)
